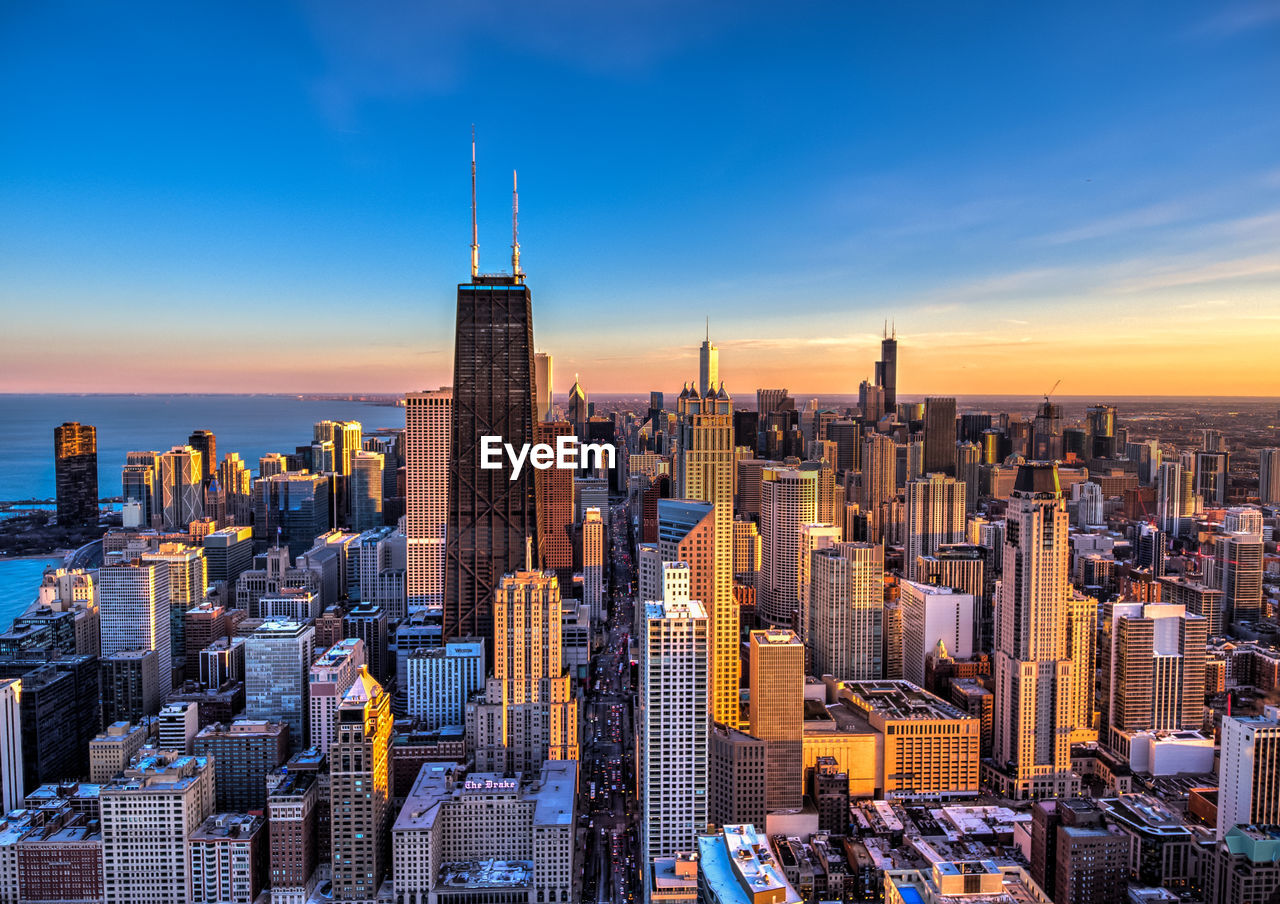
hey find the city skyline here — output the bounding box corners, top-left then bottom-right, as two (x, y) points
(3, 2), (1279, 395)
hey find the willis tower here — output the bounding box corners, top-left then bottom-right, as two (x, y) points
(445, 138), (540, 653)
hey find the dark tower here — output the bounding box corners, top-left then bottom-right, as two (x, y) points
(923, 397), (957, 476)
(445, 140), (539, 654)
(54, 422), (98, 528)
(188, 429), (217, 482)
(875, 324), (898, 413)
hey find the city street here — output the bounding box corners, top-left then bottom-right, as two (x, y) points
(580, 501), (639, 904)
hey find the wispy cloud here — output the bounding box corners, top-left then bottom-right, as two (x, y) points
(1032, 202), (1186, 245)
(297, 0), (733, 126)
(1187, 1), (1280, 38)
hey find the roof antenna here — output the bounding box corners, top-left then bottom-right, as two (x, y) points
(470, 126), (479, 280)
(706, 316), (709, 342)
(511, 169), (522, 282)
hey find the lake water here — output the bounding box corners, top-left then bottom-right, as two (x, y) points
(0, 394), (408, 622)
(0, 394), (405, 500)
(0, 557), (62, 628)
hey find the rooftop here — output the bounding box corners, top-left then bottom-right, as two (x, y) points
(438, 860), (532, 890)
(841, 680), (974, 722)
(697, 824), (801, 904)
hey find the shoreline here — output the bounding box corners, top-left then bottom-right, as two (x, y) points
(0, 553), (66, 562)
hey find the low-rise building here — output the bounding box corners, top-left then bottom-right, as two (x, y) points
(391, 761), (577, 904)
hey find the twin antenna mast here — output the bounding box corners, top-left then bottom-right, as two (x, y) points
(469, 127), (523, 283)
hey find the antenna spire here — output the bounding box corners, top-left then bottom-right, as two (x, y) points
(511, 169), (522, 282)
(470, 126), (479, 279)
(706, 316), (709, 342)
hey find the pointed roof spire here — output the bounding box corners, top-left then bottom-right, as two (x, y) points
(511, 169), (522, 282)
(470, 126), (479, 280)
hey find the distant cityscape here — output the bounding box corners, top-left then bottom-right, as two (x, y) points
(1, 206), (1279, 904)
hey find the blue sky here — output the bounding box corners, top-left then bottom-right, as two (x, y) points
(2, 1), (1278, 395)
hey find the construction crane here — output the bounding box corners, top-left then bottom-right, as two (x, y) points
(1043, 379), (1061, 404)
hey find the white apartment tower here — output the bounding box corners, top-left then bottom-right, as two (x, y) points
(808, 543), (884, 681)
(100, 560), (172, 685)
(406, 388), (451, 608)
(0, 679), (22, 812)
(1219, 710), (1280, 839)
(796, 522), (842, 642)
(759, 466), (818, 628)
(640, 598), (709, 862)
(900, 580), (975, 686)
(991, 463), (1080, 799)
(905, 473), (966, 581)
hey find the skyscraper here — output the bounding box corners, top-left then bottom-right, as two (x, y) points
(699, 322), (719, 397)
(348, 450), (384, 532)
(923, 397), (957, 476)
(1196, 449), (1229, 507)
(446, 196), (539, 650)
(535, 419), (576, 584)
(860, 432), (897, 542)
(991, 463), (1080, 799)
(640, 597), (708, 862)
(308, 637), (365, 755)
(254, 472), (330, 558)
(122, 451), (157, 528)
(100, 560), (172, 685)
(875, 325), (897, 413)
(758, 466), (818, 629)
(583, 506), (604, 623)
(0, 679), (22, 812)
(244, 618), (315, 745)
(157, 445), (205, 531)
(900, 580), (975, 686)
(314, 420), (363, 476)
(54, 422), (98, 527)
(405, 388), (451, 609)
(217, 452), (252, 525)
(1260, 448), (1280, 504)
(748, 629), (804, 811)
(1214, 531), (1264, 625)
(330, 667), (392, 902)
(674, 382), (738, 727)
(1219, 711), (1280, 838)
(534, 351), (553, 422)
(187, 429), (217, 482)
(1156, 461), (1184, 535)
(470, 568), (578, 773)
(808, 542), (884, 680)
(1100, 602), (1207, 748)
(904, 473), (966, 581)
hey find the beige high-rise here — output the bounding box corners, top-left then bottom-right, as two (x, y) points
(470, 569), (578, 772)
(330, 667), (391, 903)
(991, 463), (1080, 800)
(406, 388), (451, 607)
(675, 382), (738, 727)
